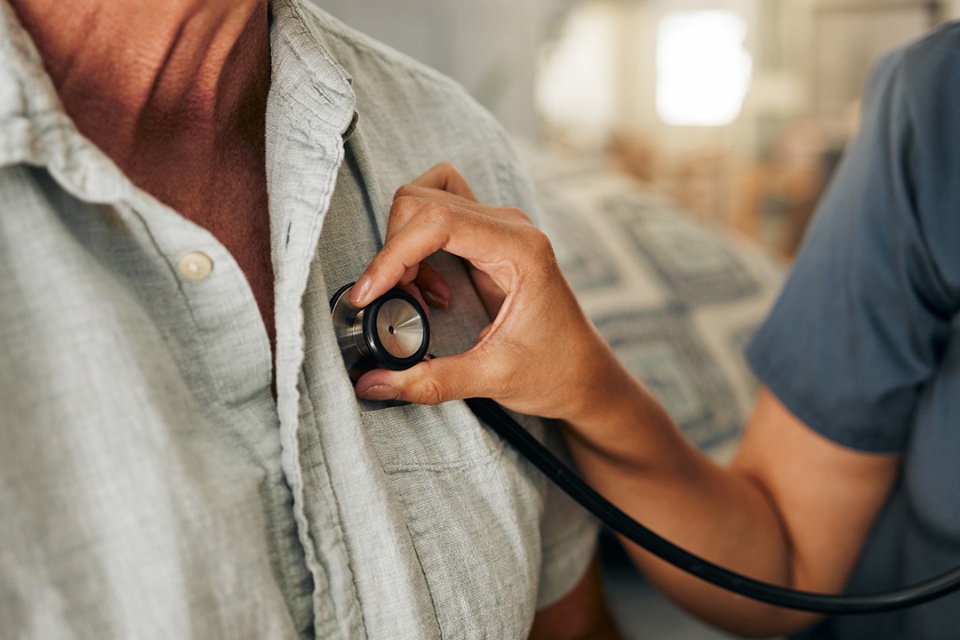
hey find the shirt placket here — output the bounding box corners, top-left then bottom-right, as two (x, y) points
(267, 4), (366, 635)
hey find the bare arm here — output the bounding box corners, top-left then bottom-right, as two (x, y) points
(352, 163), (900, 636)
(563, 383), (899, 636)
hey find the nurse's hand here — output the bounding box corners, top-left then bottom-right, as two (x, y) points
(350, 168), (905, 640)
(349, 163), (632, 422)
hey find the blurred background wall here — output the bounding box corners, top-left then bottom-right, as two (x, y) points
(317, 0), (960, 256)
(319, 0), (575, 134)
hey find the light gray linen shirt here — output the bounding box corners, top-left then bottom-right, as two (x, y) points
(0, 1), (597, 638)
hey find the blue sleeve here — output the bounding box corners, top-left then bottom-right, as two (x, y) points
(745, 29), (960, 452)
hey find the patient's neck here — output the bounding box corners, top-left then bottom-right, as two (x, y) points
(8, 0), (271, 186)
(10, 0), (278, 357)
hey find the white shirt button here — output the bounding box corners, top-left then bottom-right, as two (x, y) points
(178, 251), (214, 281)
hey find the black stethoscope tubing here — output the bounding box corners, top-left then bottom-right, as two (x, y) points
(465, 397), (960, 614)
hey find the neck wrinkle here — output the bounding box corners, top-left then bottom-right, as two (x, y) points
(8, 0), (270, 173)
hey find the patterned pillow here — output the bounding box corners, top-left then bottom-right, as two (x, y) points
(524, 150), (785, 462)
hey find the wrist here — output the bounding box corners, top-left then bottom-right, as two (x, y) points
(558, 342), (687, 468)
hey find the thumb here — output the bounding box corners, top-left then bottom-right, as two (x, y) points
(354, 351), (484, 405)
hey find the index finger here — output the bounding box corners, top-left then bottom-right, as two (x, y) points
(351, 203), (520, 307)
(350, 206), (458, 307)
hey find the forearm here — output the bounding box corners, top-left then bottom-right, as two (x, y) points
(561, 364), (818, 636)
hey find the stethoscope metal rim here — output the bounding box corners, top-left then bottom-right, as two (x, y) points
(330, 282), (430, 381)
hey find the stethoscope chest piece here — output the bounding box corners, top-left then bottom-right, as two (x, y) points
(330, 282), (430, 382)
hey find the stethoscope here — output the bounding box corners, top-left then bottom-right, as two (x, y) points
(331, 282), (960, 614)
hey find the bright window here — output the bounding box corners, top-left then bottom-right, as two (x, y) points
(657, 10), (752, 126)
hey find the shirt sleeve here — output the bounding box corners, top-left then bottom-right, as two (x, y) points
(745, 35), (960, 452)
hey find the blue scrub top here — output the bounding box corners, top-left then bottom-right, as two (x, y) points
(746, 22), (960, 640)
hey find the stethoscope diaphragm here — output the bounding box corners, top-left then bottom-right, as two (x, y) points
(330, 282), (430, 381)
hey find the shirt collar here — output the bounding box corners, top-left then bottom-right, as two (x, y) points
(0, 0), (357, 205)
(267, 0), (356, 137)
(0, 1), (131, 203)
(0, 1), (61, 140)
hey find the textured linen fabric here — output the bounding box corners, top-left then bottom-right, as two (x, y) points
(745, 23), (960, 640)
(0, 1), (597, 638)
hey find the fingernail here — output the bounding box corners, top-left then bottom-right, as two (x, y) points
(423, 290), (449, 309)
(352, 277), (371, 306)
(358, 384), (400, 401)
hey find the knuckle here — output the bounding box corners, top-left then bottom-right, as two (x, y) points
(434, 161), (460, 177)
(523, 227), (554, 259)
(422, 201), (453, 228)
(445, 163), (467, 183)
(393, 184), (418, 202)
(388, 195), (421, 230)
(505, 206), (532, 224)
(390, 194), (418, 216)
